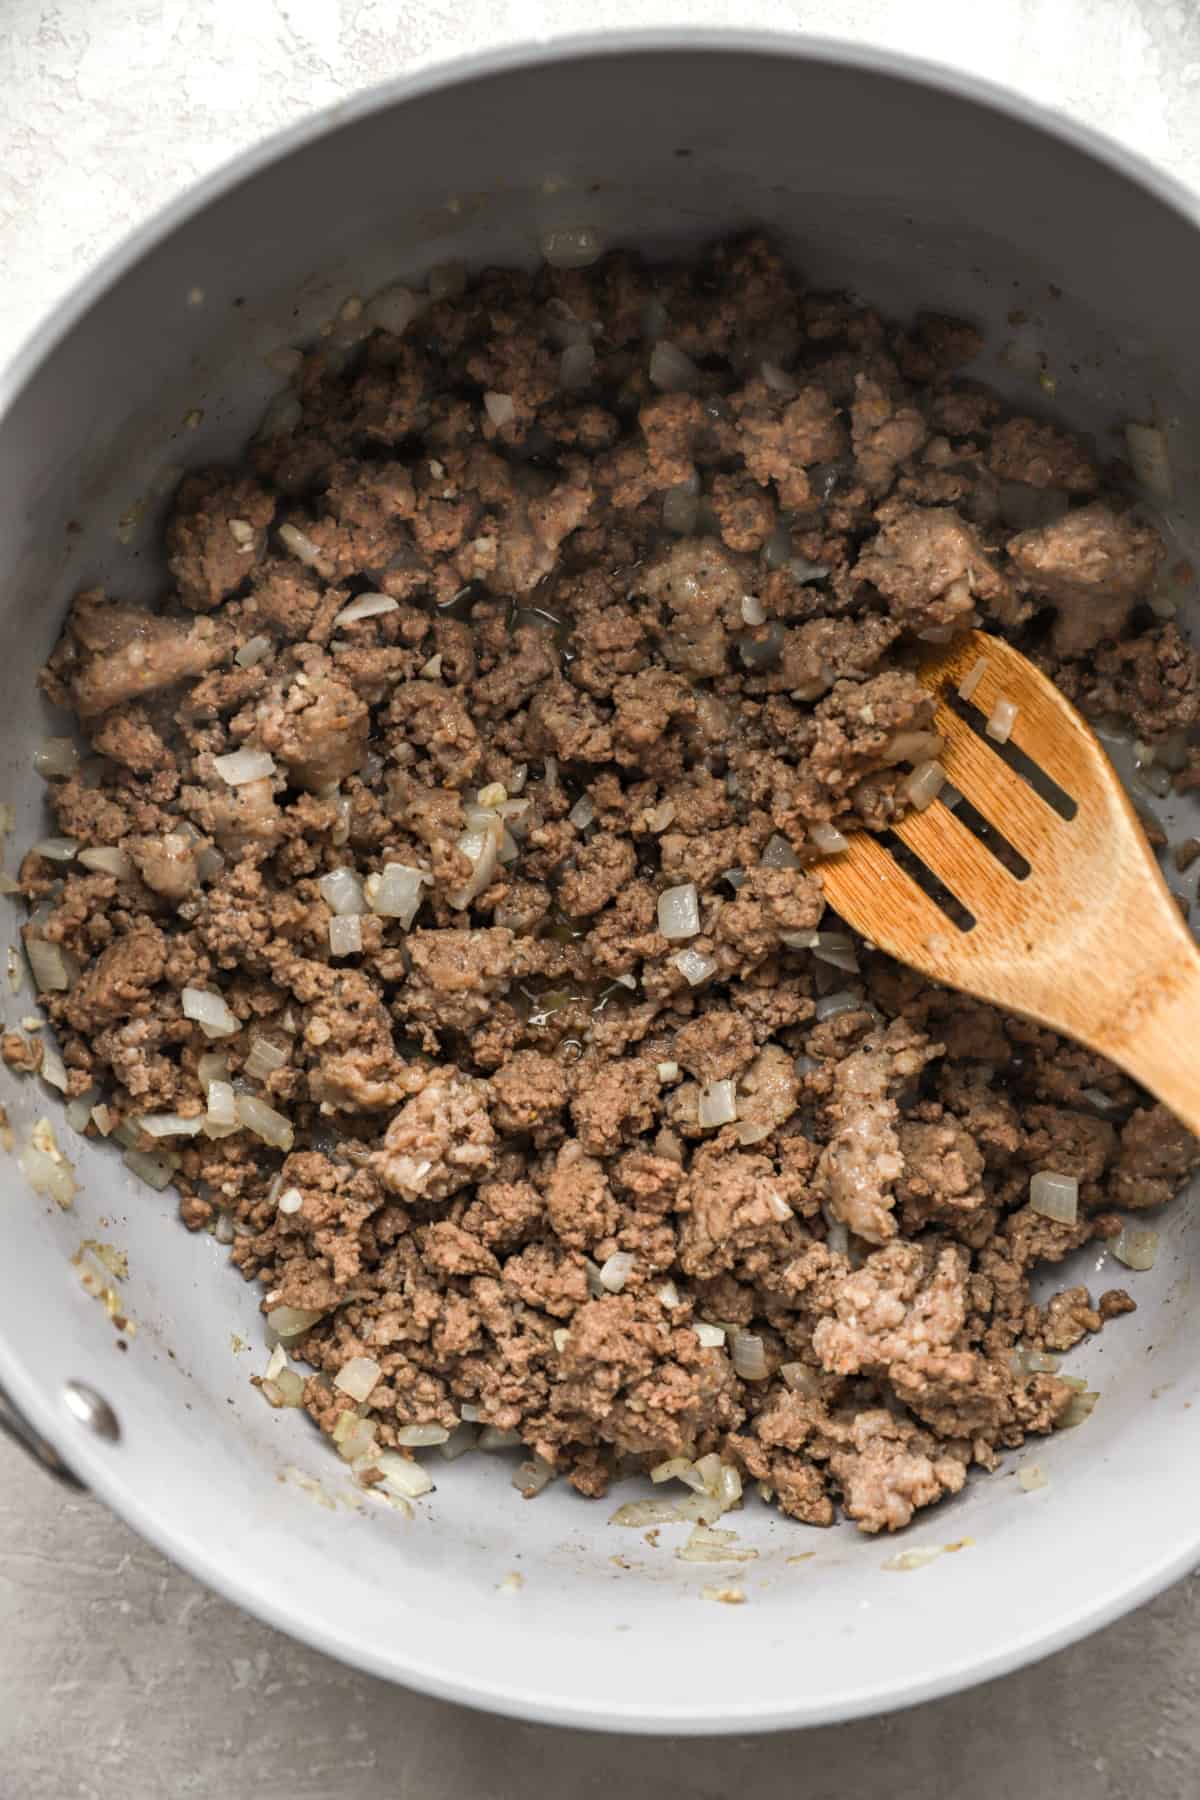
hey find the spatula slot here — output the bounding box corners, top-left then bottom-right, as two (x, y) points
(880, 831), (976, 932)
(945, 691), (1078, 821)
(948, 795), (1032, 881)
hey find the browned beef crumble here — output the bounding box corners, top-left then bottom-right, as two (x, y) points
(20, 235), (1198, 1534)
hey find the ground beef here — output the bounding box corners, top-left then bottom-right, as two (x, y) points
(18, 232), (1191, 1539)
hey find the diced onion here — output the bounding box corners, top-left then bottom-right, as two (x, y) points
(541, 226), (604, 270)
(781, 930), (819, 951)
(33, 738), (80, 779)
(651, 1457), (695, 1485)
(610, 1499), (688, 1528)
(245, 1035), (288, 1080)
(905, 760), (946, 811)
(958, 655), (989, 702)
(815, 989), (864, 1023)
(235, 635), (273, 669)
(740, 593), (766, 626)
(318, 867), (366, 916)
(278, 522), (323, 567)
(662, 484), (700, 536)
(698, 1079), (737, 1129)
(671, 948), (717, 987)
(213, 748), (276, 787)
(826, 1220), (850, 1256)
(598, 1251), (635, 1293)
(182, 987), (239, 1039)
(645, 799), (676, 832)
(986, 696), (1018, 744)
(375, 1452), (435, 1499)
(204, 1079), (237, 1131)
(366, 863), (429, 928)
(25, 938), (74, 993)
(1061, 1389), (1099, 1429)
(513, 1455), (556, 1497)
(366, 283), (424, 335)
(809, 821), (848, 855)
(656, 1279), (682, 1309)
(1029, 1170), (1079, 1224)
(334, 593), (399, 626)
(739, 621), (786, 670)
(39, 1044), (68, 1093)
(658, 882), (700, 940)
(1125, 421), (1172, 501)
(568, 794), (595, 831)
(395, 1424), (450, 1447)
(812, 932), (859, 974)
(650, 340), (699, 392)
(267, 1304), (323, 1338)
(730, 1331), (769, 1380)
(447, 816), (502, 909)
(760, 833), (800, 870)
(32, 837), (78, 862)
(197, 847), (225, 883)
(334, 1356), (382, 1402)
(20, 1132), (78, 1208)
(1018, 1464), (1049, 1492)
(78, 847), (133, 878)
(277, 1187), (303, 1215)
(695, 1322), (727, 1348)
(438, 1424), (478, 1460)
(1113, 1226), (1159, 1271)
(559, 343), (595, 390)
(123, 1147), (176, 1191)
(236, 1093), (294, 1151)
(137, 1112), (202, 1138)
(483, 392), (515, 428)
(656, 1061), (680, 1082)
(478, 1426), (522, 1451)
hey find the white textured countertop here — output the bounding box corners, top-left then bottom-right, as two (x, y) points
(3, 2), (1200, 1793)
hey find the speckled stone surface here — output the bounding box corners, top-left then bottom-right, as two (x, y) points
(3, 2), (1200, 1793)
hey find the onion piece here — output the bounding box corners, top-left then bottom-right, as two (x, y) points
(39, 1045), (68, 1093)
(244, 1035), (288, 1081)
(478, 1426), (521, 1451)
(812, 931), (859, 974)
(540, 226), (604, 270)
(483, 392), (515, 428)
(123, 1146), (176, 1191)
(780, 930), (819, 951)
(136, 1112), (202, 1138)
(213, 748), (276, 787)
(657, 882), (700, 940)
(395, 1424), (450, 1447)
(32, 837), (78, 862)
(1018, 1463), (1049, 1492)
(958, 655), (989, 702)
(698, 1079), (737, 1129)
(598, 1251), (635, 1293)
(656, 1278), (681, 1309)
(78, 846), (133, 878)
(1112, 1226), (1159, 1270)
(1125, 421), (1172, 500)
(33, 738), (80, 780)
(559, 343), (595, 390)
(513, 1455), (556, 1497)
(740, 593), (766, 627)
(278, 522), (323, 567)
(267, 1304), (323, 1339)
(182, 987), (239, 1039)
(277, 1187), (303, 1215)
(334, 1356), (382, 1402)
(204, 1079), (238, 1132)
(671, 948), (717, 987)
(760, 833), (800, 870)
(809, 821), (848, 855)
(694, 1322), (727, 1348)
(568, 794), (595, 831)
(236, 1094), (294, 1151)
(730, 1331), (769, 1380)
(375, 1453), (434, 1500)
(651, 1456), (695, 1485)
(366, 283), (423, 334)
(738, 621), (786, 669)
(447, 815), (502, 909)
(650, 340), (699, 392)
(905, 760), (946, 811)
(334, 593), (398, 627)
(815, 989), (864, 1023)
(318, 868), (366, 916)
(366, 863), (429, 927)
(20, 1120), (78, 1208)
(235, 635), (273, 669)
(986, 696), (1018, 744)
(25, 937), (75, 993)
(1029, 1170), (1078, 1224)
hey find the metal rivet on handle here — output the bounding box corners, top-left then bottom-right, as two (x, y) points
(62, 1381), (120, 1443)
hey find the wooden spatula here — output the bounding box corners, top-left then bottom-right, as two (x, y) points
(817, 628), (1200, 1133)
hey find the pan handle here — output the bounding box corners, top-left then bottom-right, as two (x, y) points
(0, 1380), (84, 1489)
